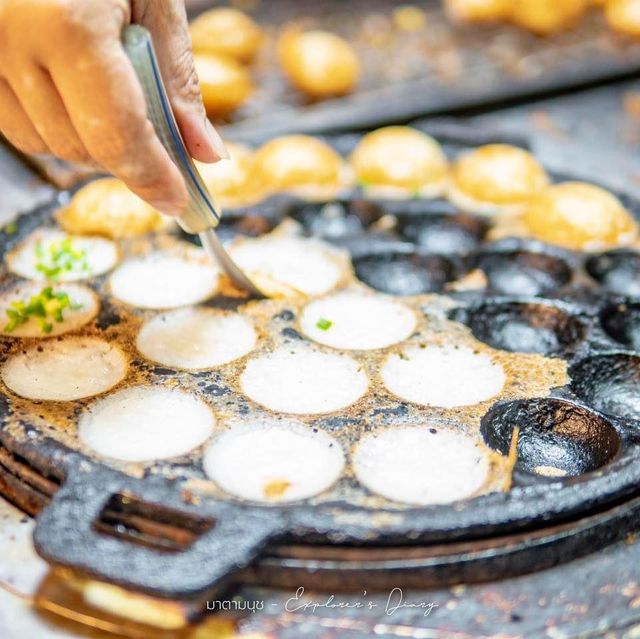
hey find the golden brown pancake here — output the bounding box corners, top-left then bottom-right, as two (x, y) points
(189, 7), (263, 63)
(511, 0), (588, 35)
(350, 126), (449, 199)
(522, 181), (638, 250)
(196, 143), (264, 208)
(606, 0), (640, 36)
(449, 144), (548, 215)
(57, 178), (168, 239)
(278, 28), (360, 98)
(444, 0), (512, 23)
(195, 54), (253, 118)
(252, 135), (346, 199)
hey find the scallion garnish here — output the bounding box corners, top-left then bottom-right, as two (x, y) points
(4, 287), (82, 334)
(316, 318), (333, 331)
(34, 237), (89, 280)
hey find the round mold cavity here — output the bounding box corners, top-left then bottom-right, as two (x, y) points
(600, 302), (640, 350)
(570, 353), (640, 420)
(586, 250), (640, 296)
(481, 398), (620, 478)
(453, 301), (585, 356)
(353, 249), (458, 295)
(396, 212), (488, 255)
(216, 214), (277, 242)
(476, 250), (571, 296)
(288, 200), (383, 239)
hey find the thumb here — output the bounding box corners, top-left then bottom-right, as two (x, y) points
(132, 0), (228, 162)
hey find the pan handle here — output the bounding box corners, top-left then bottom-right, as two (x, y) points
(32, 463), (287, 601)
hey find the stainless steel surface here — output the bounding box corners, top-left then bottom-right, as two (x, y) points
(122, 25), (265, 298)
(199, 228), (265, 298)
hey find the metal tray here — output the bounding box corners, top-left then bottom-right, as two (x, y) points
(186, 0), (640, 142)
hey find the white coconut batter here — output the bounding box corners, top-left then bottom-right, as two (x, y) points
(78, 386), (215, 462)
(240, 345), (368, 414)
(203, 419), (345, 502)
(229, 236), (343, 297)
(382, 344), (505, 408)
(353, 426), (491, 505)
(300, 291), (416, 350)
(2, 337), (127, 401)
(0, 282), (99, 338)
(109, 250), (220, 309)
(7, 228), (118, 281)
(136, 307), (257, 369)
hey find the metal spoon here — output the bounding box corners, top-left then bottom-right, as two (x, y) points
(122, 25), (265, 299)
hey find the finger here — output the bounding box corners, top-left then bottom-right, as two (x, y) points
(133, 0), (228, 162)
(46, 33), (189, 214)
(8, 66), (91, 164)
(0, 78), (48, 155)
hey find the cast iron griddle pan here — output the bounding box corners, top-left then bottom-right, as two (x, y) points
(2, 126), (640, 611)
(185, 0), (640, 142)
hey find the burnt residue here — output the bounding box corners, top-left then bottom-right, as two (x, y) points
(353, 249), (460, 295)
(570, 353), (640, 421)
(600, 302), (640, 350)
(395, 211), (488, 255)
(450, 300), (586, 357)
(481, 398), (620, 478)
(288, 199), (383, 239)
(476, 250), (572, 296)
(586, 249), (640, 296)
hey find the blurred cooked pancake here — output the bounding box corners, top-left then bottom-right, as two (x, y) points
(240, 345), (368, 414)
(511, 0), (587, 35)
(2, 337), (127, 401)
(522, 182), (638, 251)
(203, 419), (345, 502)
(449, 144), (548, 215)
(195, 54), (253, 117)
(444, 0), (513, 23)
(252, 135), (346, 200)
(78, 387), (215, 462)
(606, 0), (640, 36)
(196, 143), (264, 208)
(350, 126), (449, 199)
(56, 178), (168, 239)
(190, 7), (263, 63)
(278, 28), (360, 98)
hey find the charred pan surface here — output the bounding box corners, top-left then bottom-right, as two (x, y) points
(3, 131), (640, 600)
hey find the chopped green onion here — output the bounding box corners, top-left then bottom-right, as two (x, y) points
(4, 287), (82, 334)
(316, 318), (333, 331)
(3, 222), (17, 235)
(34, 236), (89, 280)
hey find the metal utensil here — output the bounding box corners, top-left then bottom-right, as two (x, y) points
(122, 25), (265, 299)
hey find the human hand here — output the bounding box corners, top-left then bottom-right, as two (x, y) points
(0, 0), (228, 214)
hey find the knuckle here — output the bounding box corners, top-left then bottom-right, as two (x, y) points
(54, 0), (126, 41)
(171, 50), (202, 103)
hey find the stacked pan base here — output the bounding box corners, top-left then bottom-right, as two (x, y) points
(3, 172), (640, 614)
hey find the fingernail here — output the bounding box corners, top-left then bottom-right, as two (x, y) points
(154, 197), (188, 217)
(205, 119), (230, 160)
